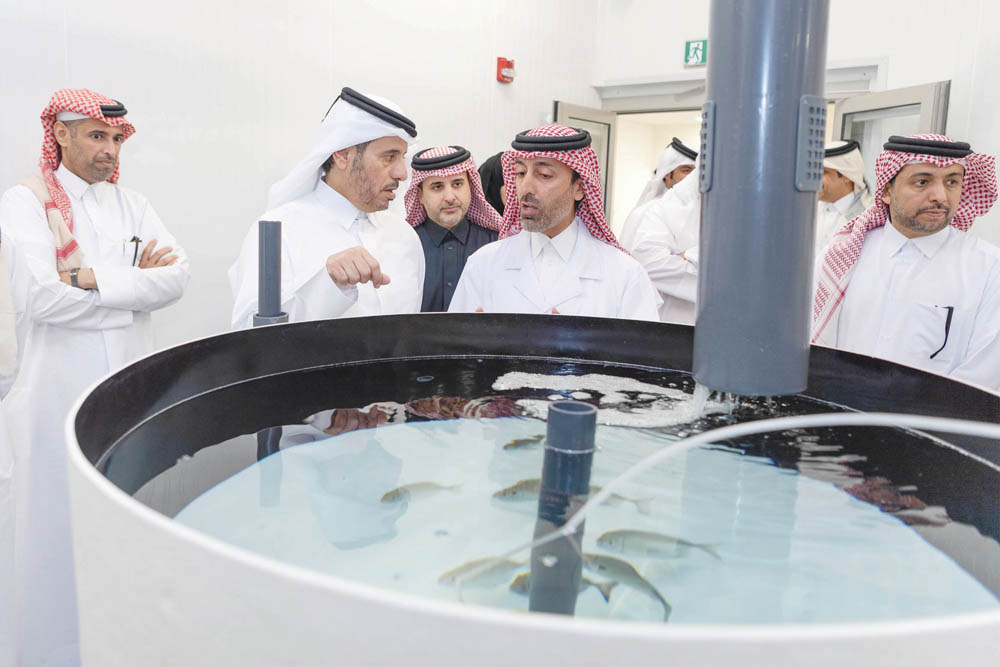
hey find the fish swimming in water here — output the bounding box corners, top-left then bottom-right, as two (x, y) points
(508, 572), (617, 602)
(438, 557), (525, 588)
(597, 529), (721, 560)
(493, 478), (653, 514)
(380, 482), (461, 504)
(582, 553), (672, 622)
(503, 434), (545, 450)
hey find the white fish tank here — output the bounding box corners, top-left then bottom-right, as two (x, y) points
(67, 315), (1000, 666)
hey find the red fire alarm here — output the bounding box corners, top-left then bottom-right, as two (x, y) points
(497, 57), (515, 84)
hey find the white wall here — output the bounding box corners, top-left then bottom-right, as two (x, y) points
(596, 0), (1000, 246)
(0, 0), (600, 348)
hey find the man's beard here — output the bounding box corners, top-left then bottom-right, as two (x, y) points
(75, 154), (116, 183)
(349, 161), (396, 212)
(520, 191), (575, 233)
(889, 198), (953, 235)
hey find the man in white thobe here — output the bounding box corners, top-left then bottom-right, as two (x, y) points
(815, 139), (874, 254)
(449, 124), (658, 321)
(813, 134), (1000, 391)
(618, 137), (697, 251)
(628, 169), (701, 324)
(0, 88), (189, 666)
(229, 87), (424, 328)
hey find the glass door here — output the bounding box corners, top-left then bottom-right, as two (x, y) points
(832, 81), (950, 188)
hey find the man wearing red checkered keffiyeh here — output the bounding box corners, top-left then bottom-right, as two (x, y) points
(0, 88), (190, 666)
(448, 124), (659, 320)
(403, 146), (501, 311)
(812, 133), (1000, 389)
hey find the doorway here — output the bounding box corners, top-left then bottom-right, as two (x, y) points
(609, 110), (702, 234)
(556, 79), (950, 235)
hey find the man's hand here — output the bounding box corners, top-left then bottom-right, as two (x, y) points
(326, 246), (391, 288)
(58, 268), (98, 290)
(138, 239), (178, 268)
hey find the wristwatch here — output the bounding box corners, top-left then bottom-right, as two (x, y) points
(69, 268), (81, 289)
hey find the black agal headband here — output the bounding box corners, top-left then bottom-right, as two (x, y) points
(670, 137), (698, 160)
(323, 87), (417, 138)
(511, 128), (592, 152)
(824, 139), (860, 158)
(411, 146), (471, 171)
(883, 135), (972, 158)
(99, 100), (127, 117)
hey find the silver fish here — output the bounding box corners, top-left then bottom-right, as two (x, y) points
(493, 478), (653, 514)
(381, 482), (461, 504)
(503, 434), (545, 450)
(582, 553), (672, 622)
(597, 529), (721, 560)
(437, 557), (525, 588)
(508, 572), (617, 602)
(492, 478), (543, 501)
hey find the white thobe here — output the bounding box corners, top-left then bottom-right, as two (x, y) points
(828, 223), (1000, 390)
(628, 190), (700, 325)
(0, 164), (189, 666)
(448, 217), (659, 321)
(815, 190), (866, 256)
(229, 180), (424, 329)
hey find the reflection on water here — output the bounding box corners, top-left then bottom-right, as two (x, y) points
(173, 372), (1000, 624)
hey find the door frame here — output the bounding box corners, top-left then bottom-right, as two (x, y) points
(553, 101), (619, 213)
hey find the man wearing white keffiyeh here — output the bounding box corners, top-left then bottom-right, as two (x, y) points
(618, 138), (698, 251)
(229, 87), (425, 328)
(812, 134), (1000, 390)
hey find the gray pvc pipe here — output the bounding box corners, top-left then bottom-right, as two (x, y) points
(253, 220), (288, 326)
(693, 0), (829, 396)
(529, 401), (596, 616)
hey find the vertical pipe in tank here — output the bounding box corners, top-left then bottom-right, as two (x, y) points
(253, 220), (289, 327)
(529, 401), (596, 615)
(693, 0), (830, 396)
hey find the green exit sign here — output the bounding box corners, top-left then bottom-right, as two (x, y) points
(685, 39), (708, 66)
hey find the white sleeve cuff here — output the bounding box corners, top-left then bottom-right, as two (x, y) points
(91, 264), (138, 309)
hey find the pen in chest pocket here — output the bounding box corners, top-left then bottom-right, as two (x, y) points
(124, 235), (142, 266)
(929, 305), (955, 360)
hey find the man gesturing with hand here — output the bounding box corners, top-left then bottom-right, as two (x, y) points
(230, 87), (424, 327)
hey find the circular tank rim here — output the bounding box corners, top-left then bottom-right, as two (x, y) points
(65, 358), (1000, 648)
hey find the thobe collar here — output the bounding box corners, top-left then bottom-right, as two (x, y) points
(421, 217), (471, 247)
(314, 179), (364, 229)
(824, 190), (860, 216)
(55, 163), (112, 204)
(882, 219), (952, 261)
(504, 216), (602, 311)
(529, 217), (579, 262)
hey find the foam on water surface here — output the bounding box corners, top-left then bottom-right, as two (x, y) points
(176, 413), (999, 624)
